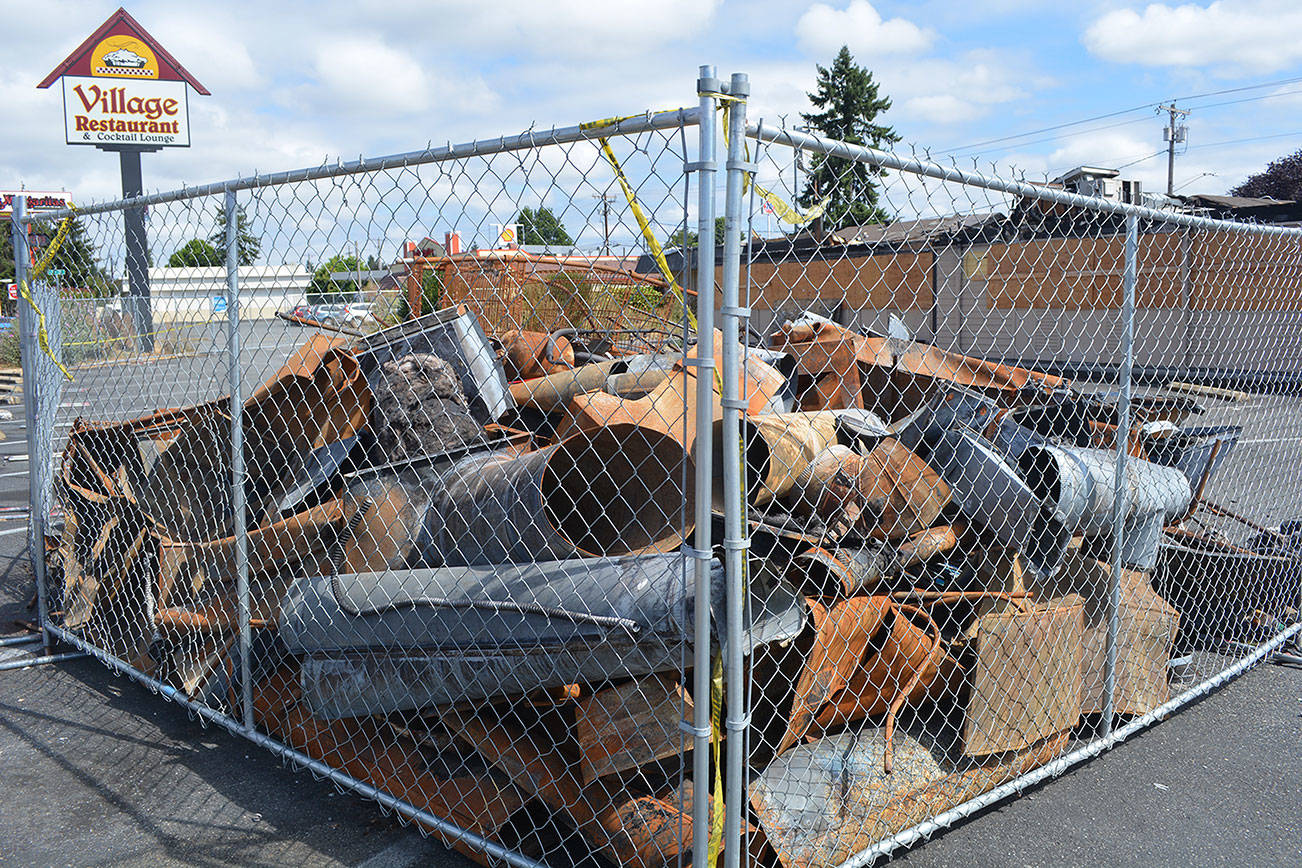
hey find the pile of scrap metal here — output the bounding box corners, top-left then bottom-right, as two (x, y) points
(48, 307), (1294, 868)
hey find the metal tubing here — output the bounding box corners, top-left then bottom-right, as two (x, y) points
(719, 71), (750, 868)
(12, 197), (50, 652)
(40, 620), (545, 868)
(745, 124), (1302, 239)
(0, 651), (89, 672)
(0, 635), (41, 647)
(1102, 214), (1138, 735)
(838, 618), (1302, 868)
(225, 188), (253, 732)
(691, 65), (719, 868)
(29, 109), (702, 221)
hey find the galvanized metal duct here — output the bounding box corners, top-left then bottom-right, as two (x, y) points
(1018, 445), (1192, 571)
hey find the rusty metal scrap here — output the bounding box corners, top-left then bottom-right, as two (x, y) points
(499, 328), (576, 380)
(776, 597), (957, 757)
(51, 298), (1251, 868)
(771, 317), (1065, 420)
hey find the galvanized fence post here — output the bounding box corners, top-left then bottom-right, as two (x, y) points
(225, 187), (253, 730)
(691, 65), (720, 868)
(1102, 213), (1139, 734)
(719, 71), (751, 868)
(12, 196), (51, 651)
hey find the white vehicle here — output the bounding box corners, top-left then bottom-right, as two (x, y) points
(102, 48), (148, 68)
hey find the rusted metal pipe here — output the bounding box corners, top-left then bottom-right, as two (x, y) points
(339, 423), (695, 568)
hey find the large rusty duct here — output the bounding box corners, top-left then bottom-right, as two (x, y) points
(337, 422), (695, 570)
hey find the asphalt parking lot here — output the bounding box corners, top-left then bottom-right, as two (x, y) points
(0, 323), (1298, 866)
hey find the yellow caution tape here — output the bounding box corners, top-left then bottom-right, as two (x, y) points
(707, 650), (725, 866)
(722, 104), (830, 226)
(585, 133), (698, 332)
(19, 202), (78, 381)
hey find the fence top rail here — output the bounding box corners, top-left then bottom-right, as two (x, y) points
(21, 106), (701, 223)
(747, 120), (1302, 239)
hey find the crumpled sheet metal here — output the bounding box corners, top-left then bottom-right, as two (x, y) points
(445, 706), (728, 868)
(337, 423), (694, 568)
(789, 437), (951, 541)
(898, 419), (1070, 577)
(138, 334), (371, 543)
(750, 728), (1070, 868)
(252, 669), (527, 868)
(499, 329), (576, 380)
(156, 496), (343, 622)
(772, 318), (1064, 421)
(776, 597), (957, 756)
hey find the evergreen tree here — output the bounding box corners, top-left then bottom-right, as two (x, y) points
(396, 266), (441, 321)
(516, 206), (574, 247)
(207, 204), (262, 265)
(799, 46), (900, 230)
(1230, 148), (1302, 202)
(29, 216), (116, 296)
(167, 239), (223, 268)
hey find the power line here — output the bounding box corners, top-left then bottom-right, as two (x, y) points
(953, 87), (1301, 161)
(1184, 130), (1302, 151)
(941, 74), (1302, 156)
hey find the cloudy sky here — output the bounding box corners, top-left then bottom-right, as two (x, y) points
(4, 0), (1302, 229)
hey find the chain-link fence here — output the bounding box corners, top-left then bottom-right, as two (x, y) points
(9, 67), (1302, 868)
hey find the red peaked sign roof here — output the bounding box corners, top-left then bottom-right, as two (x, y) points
(37, 7), (210, 95)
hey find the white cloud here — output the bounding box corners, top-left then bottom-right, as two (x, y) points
(310, 37), (497, 116)
(150, 15), (263, 92)
(359, 0), (722, 60)
(796, 0), (935, 59)
(1083, 1), (1302, 74)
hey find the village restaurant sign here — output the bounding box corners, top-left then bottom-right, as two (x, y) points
(37, 7), (209, 149)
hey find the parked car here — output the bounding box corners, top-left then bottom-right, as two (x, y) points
(312, 302), (353, 327)
(344, 302), (374, 324)
(285, 303), (312, 323)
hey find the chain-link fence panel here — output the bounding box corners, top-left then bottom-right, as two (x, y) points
(723, 88), (1302, 868)
(11, 67), (1302, 868)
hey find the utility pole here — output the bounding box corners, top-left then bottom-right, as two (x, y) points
(593, 191), (614, 255)
(1159, 103), (1190, 197)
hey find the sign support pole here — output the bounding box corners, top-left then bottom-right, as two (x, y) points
(110, 145), (156, 352)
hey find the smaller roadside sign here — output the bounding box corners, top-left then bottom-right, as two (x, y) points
(0, 191), (73, 217)
(7, 285), (17, 301)
(211, 295), (227, 314)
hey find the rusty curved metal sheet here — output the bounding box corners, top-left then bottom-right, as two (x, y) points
(138, 337), (371, 543)
(777, 596), (958, 756)
(772, 318), (1065, 421)
(500, 329), (576, 380)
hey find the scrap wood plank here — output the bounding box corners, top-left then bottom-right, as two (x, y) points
(962, 596), (1084, 757)
(574, 674), (692, 784)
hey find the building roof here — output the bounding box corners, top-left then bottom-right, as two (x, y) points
(829, 213), (999, 246)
